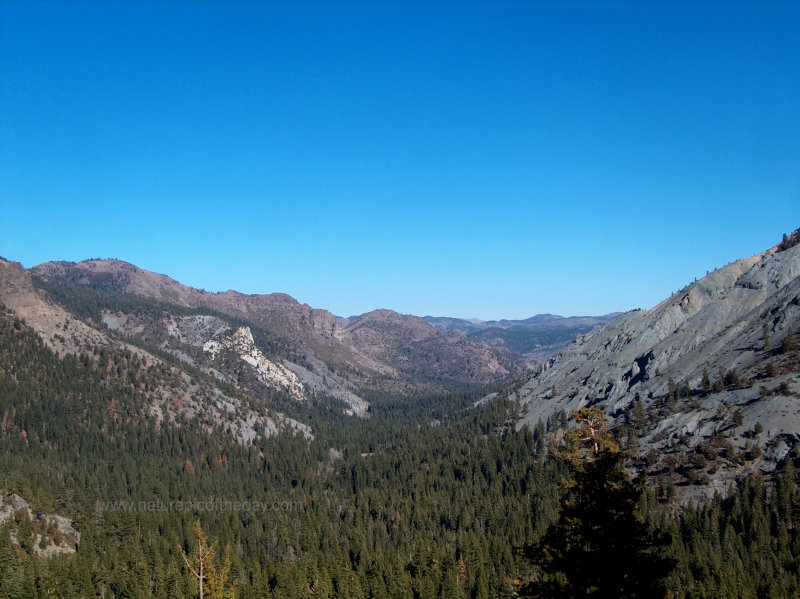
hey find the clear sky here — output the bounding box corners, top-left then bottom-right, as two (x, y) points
(1, 1), (798, 319)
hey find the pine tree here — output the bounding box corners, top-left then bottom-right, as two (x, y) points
(521, 408), (676, 598)
(702, 365), (711, 394)
(181, 520), (236, 599)
(782, 330), (795, 353)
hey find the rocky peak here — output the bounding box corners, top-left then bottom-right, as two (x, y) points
(0, 258), (35, 298)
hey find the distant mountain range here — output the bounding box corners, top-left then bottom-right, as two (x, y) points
(424, 313), (619, 362)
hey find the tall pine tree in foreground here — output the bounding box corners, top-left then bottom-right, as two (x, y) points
(521, 407), (675, 598)
(181, 520), (236, 599)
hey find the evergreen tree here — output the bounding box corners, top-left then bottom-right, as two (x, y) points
(702, 365), (711, 394)
(782, 330), (796, 353)
(0, 524), (24, 599)
(181, 520), (236, 599)
(521, 408), (675, 598)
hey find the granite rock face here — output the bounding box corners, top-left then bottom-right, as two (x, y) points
(517, 240), (800, 495)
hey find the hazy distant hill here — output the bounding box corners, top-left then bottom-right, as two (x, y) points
(424, 313), (619, 362)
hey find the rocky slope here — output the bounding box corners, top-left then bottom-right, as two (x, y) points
(345, 309), (514, 384)
(0, 492), (80, 557)
(515, 234), (800, 500)
(0, 258), (313, 444)
(30, 259), (529, 402)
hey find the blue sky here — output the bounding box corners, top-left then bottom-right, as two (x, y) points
(1, 1), (798, 319)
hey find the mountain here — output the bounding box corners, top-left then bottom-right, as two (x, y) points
(515, 231), (800, 500)
(344, 309), (513, 385)
(0, 257), (313, 443)
(424, 313), (619, 362)
(23, 258), (530, 411)
(3, 239), (800, 597)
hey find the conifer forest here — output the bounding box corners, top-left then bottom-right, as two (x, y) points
(1, 308), (799, 598)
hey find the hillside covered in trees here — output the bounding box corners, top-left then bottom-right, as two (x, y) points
(1, 303), (800, 598)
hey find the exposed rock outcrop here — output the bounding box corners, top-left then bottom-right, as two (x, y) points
(203, 326), (306, 401)
(0, 492), (80, 557)
(517, 239), (800, 495)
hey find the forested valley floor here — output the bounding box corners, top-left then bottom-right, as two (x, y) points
(1, 310), (799, 598)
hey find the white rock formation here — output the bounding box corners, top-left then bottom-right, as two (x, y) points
(203, 326), (306, 401)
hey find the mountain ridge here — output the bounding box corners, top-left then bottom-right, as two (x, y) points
(513, 234), (800, 501)
(0, 257), (314, 443)
(26, 257), (532, 404)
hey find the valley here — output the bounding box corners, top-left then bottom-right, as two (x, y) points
(0, 229), (799, 598)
